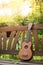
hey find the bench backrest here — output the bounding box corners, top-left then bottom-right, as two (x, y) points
(0, 24), (43, 56)
(0, 26), (27, 54)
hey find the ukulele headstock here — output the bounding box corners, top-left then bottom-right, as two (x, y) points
(28, 23), (33, 30)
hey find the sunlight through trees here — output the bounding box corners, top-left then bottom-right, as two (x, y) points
(0, 0), (43, 24)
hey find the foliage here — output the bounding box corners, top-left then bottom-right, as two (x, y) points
(0, 23), (7, 27)
(0, 0), (43, 26)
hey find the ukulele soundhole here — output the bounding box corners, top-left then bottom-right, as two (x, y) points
(24, 45), (28, 49)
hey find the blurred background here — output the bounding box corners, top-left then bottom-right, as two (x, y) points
(0, 0), (43, 62)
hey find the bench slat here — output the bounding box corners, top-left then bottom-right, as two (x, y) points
(0, 26), (27, 32)
(2, 32), (7, 50)
(42, 35), (43, 50)
(0, 33), (2, 50)
(12, 31), (20, 50)
(32, 30), (38, 50)
(33, 50), (43, 56)
(22, 31), (25, 43)
(8, 31), (16, 50)
(0, 50), (19, 54)
(32, 24), (43, 29)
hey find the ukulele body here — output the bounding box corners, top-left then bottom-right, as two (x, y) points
(19, 23), (33, 60)
(19, 42), (32, 60)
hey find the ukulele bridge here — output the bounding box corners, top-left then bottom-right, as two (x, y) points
(22, 54), (28, 57)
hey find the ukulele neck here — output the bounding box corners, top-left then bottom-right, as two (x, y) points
(26, 23), (33, 43)
(26, 30), (31, 43)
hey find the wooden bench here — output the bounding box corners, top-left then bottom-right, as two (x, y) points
(0, 24), (43, 65)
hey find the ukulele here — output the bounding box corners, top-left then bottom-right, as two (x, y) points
(19, 23), (33, 60)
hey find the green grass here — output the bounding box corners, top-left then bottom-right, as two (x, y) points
(0, 54), (43, 62)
